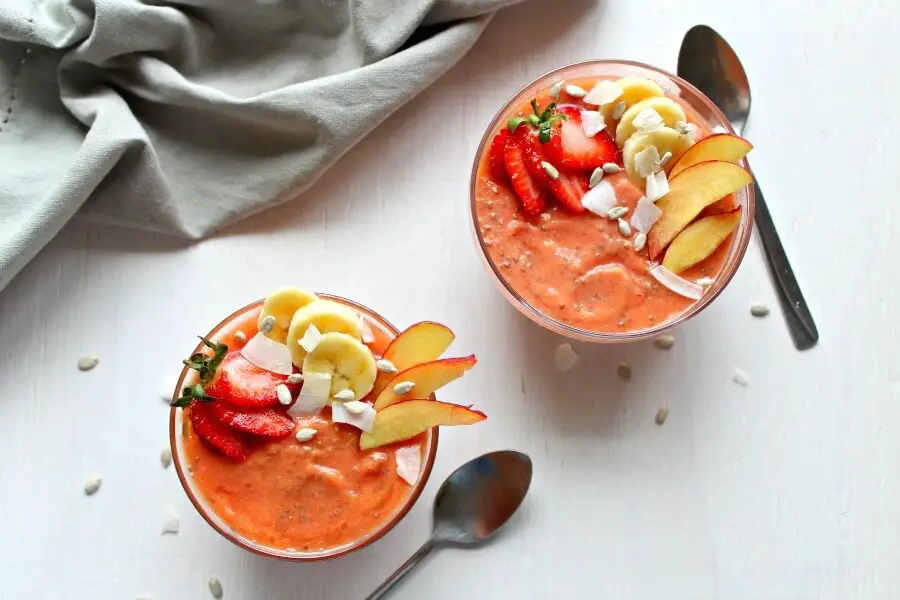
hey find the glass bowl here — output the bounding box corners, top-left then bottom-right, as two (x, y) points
(169, 294), (438, 561)
(469, 60), (755, 343)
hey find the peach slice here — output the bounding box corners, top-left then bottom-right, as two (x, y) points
(359, 400), (486, 450)
(374, 355), (478, 410)
(668, 133), (752, 178)
(370, 321), (455, 398)
(662, 208), (741, 273)
(647, 161), (752, 260)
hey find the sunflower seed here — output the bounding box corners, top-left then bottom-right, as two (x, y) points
(541, 161), (560, 180)
(633, 233), (647, 252)
(553, 343), (579, 372)
(750, 303), (770, 317)
(376, 359), (398, 373)
(77, 356), (99, 371)
(343, 401), (367, 415)
(696, 277), (715, 288)
(732, 367), (750, 386)
(655, 406), (669, 426)
(160, 448), (172, 469)
(565, 84), (587, 98)
(549, 80), (565, 100)
(607, 206), (627, 220)
(616, 362), (632, 380)
(161, 504), (180, 534)
(233, 331), (246, 343)
(287, 373), (303, 384)
(602, 162), (621, 174)
(259, 315), (276, 334)
(275, 384), (292, 405)
(611, 101), (627, 120)
(83, 477), (102, 495)
(333, 389), (355, 402)
(393, 381), (415, 395)
(675, 120), (689, 134)
(653, 335), (675, 350)
(658, 151), (673, 168)
(295, 428), (317, 442)
(617, 218), (632, 237)
(208, 577), (223, 599)
(589, 167), (605, 188)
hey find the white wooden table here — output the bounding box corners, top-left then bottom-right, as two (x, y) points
(2, 1), (897, 598)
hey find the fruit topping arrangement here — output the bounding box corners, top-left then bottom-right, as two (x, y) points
(486, 76), (755, 298)
(172, 288), (484, 463)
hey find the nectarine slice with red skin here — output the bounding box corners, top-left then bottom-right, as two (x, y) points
(374, 355), (478, 410)
(647, 161), (752, 260)
(662, 208), (741, 274)
(667, 133), (752, 178)
(370, 321), (455, 398)
(359, 400), (487, 450)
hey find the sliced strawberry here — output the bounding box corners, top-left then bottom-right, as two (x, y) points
(190, 402), (249, 462)
(548, 172), (589, 213)
(547, 106), (622, 170)
(503, 135), (547, 215)
(205, 351), (299, 408)
(209, 402), (295, 438)
(488, 129), (511, 185)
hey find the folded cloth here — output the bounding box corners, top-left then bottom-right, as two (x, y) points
(0, 0), (521, 292)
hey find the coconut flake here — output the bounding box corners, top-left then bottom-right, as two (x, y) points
(359, 316), (375, 344)
(581, 179), (618, 216)
(240, 333), (293, 375)
(649, 265), (704, 300)
(395, 446), (421, 486)
(583, 80), (623, 106)
(553, 343), (579, 372)
(298, 324), (322, 353)
(288, 372), (331, 416)
(645, 171), (670, 202)
(331, 401), (377, 433)
(579, 110), (606, 137)
(633, 107), (665, 132)
(634, 146), (660, 178)
(631, 197), (663, 234)
(161, 504), (180, 535)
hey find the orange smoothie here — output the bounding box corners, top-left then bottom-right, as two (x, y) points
(177, 300), (428, 553)
(474, 76), (740, 333)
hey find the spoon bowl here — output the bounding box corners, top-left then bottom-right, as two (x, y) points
(433, 450), (532, 545)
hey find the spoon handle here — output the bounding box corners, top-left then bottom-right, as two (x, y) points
(364, 538), (438, 600)
(751, 173), (819, 350)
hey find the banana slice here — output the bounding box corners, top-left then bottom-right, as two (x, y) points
(615, 97), (687, 147)
(601, 77), (665, 119)
(286, 299), (363, 367)
(258, 287), (318, 343)
(302, 332), (377, 400)
(623, 127), (695, 186)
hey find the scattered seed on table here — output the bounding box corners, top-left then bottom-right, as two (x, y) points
(208, 577), (223, 599)
(732, 367), (750, 386)
(616, 362), (632, 380)
(655, 406), (669, 426)
(653, 335), (675, 350)
(750, 303), (770, 317)
(160, 448), (172, 469)
(83, 477), (102, 495)
(77, 356), (99, 371)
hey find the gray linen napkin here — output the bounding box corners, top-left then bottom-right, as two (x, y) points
(0, 0), (520, 292)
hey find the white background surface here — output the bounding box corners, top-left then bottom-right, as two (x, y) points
(1, 1), (897, 598)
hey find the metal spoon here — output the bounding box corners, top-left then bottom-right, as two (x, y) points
(364, 450), (533, 600)
(678, 25), (819, 350)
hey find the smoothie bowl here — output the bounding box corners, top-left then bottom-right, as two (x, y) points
(470, 60), (756, 342)
(169, 287), (484, 560)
